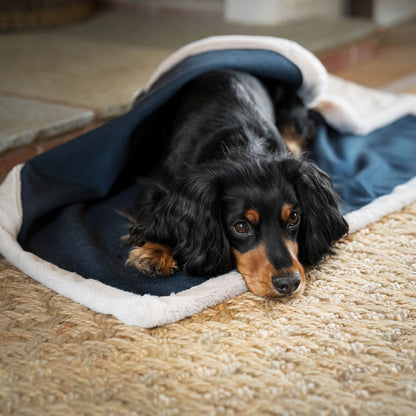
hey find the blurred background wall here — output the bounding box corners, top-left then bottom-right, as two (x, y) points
(101, 0), (416, 27)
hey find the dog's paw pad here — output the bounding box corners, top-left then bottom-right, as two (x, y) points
(126, 243), (178, 277)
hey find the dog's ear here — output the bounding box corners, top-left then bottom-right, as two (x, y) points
(284, 158), (348, 265)
(135, 169), (232, 278)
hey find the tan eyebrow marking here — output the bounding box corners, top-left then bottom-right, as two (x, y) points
(244, 209), (260, 225)
(281, 204), (293, 222)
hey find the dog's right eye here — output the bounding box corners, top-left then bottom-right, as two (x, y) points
(232, 221), (252, 235)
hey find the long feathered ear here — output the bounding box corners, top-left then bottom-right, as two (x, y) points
(133, 169), (232, 278)
(283, 158), (348, 265)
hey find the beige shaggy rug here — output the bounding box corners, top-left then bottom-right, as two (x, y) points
(1, 203), (415, 416)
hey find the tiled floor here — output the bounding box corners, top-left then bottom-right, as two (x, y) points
(0, 10), (415, 182)
(0, 96), (93, 153)
(334, 20), (416, 91)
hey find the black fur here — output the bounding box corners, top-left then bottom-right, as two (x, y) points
(127, 69), (348, 285)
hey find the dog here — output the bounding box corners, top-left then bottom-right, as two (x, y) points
(125, 69), (348, 298)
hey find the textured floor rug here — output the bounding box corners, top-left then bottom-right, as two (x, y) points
(1, 202), (415, 415)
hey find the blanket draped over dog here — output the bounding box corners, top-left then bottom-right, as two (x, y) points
(1, 36), (416, 328)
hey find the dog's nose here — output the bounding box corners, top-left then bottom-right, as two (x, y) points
(272, 272), (301, 295)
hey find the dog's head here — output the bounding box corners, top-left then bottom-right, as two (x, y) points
(133, 156), (348, 297)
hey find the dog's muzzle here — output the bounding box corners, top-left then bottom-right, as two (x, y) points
(272, 271), (301, 295)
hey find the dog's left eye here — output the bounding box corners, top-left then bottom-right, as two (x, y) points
(232, 221), (252, 235)
(288, 212), (300, 227)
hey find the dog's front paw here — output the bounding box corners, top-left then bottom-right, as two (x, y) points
(126, 242), (178, 277)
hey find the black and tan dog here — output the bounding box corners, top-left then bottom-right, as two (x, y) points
(126, 69), (348, 298)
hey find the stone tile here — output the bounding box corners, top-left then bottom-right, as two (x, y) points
(55, 10), (377, 53)
(0, 32), (171, 116)
(0, 96), (94, 153)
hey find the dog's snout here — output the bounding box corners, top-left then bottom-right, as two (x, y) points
(272, 272), (301, 295)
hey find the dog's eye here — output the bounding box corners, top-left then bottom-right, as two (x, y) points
(232, 221), (251, 235)
(288, 212), (300, 227)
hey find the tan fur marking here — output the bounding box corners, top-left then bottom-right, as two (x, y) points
(233, 245), (278, 298)
(282, 125), (305, 154)
(281, 204), (293, 222)
(284, 239), (306, 295)
(126, 242), (178, 277)
(233, 241), (306, 298)
(244, 209), (260, 225)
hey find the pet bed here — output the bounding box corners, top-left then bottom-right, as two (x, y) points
(1, 36), (415, 328)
